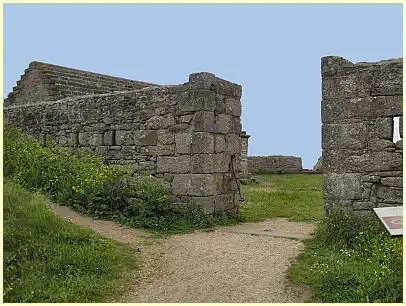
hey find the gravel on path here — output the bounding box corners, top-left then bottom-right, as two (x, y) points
(50, 203), (313, 303)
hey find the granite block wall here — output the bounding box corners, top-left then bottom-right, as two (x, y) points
(4, 67), (243, 214)
(247, 156), (303, 174)
(321, 56), (403, 215)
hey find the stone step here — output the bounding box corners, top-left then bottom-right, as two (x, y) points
(42, 70), (147, 89)
(31, 61), (154, 88)
(53, 81), (130, 94)
(42, 73), (140, 92)
(50, 84), (110, 96)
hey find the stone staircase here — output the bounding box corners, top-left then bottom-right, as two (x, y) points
(5, 61), (157, 106)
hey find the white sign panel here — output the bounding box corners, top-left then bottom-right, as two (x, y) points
(373, 206), (403, 237)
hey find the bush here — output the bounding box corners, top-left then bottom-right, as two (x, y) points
(289, 211), (403, 302)
(3, 128), (170, 219)
(4, 128), (241, 233)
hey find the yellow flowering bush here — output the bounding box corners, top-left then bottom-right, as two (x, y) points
(3, 128), (169, 218)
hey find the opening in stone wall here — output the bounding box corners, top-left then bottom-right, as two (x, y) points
(393, 116), (401, 143)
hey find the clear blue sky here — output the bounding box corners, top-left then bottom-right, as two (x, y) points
(4, 4), (402, 168)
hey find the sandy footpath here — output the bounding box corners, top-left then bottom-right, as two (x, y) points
(50, 203), (313, 303)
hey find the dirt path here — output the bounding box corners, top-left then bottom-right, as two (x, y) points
(50, 204), (314, 303)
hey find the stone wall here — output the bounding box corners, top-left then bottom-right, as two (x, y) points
(247, 156), (303, 174)
(4, 66), (244, 214)
(321, 56), (403, 215)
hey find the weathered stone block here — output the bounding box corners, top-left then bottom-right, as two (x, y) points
(322, 123), (368, 150)
(188, 73), (242, 99)
(155, 145), (175, 156)
(179, 114), (193, 123)
(348, 152), (402, 172)
(135, 130), (157, 146)
(362, 175), (380, 183)
(107, 149), (124, 160)
(177, 89), (215, 113)
(215, 193), (235, 211)
(191, 132), (214, 154)
(225, 97), (242, 117)
(168, 123), (191, 133)
(104, 130), (114, 145)
(67, 133), (78, 147)
(232, 117), (242, 134)
(371, 60), (403, 96)
(57, 136), (68, 146)
(323, 173), (363, 200)
(116, 130), (134, 146)
(322, 96), (403, 123)
(145, 114), (175, 130)
(175, 133), (192, 154)
(215, 134), (227, 153)
(376, 186), (402, 204)
(171, 174), (216, 196)
(157, 156), (191, 173)
(374, 117), (394, 140)
(157, 130), (174, 145)
(191, 153), (230, 174)
(214, 153), (231, 173)
(381, 177), (403, 187)
(95, 146), (109, 156)
(368, 138), (395, 151)
(191, 196), (215, 214)
(193, 111), (214, 132)
(215, 114), (232, 134)
(191, 154), (215, 173)
(225, 134), (241, 154)
(88, 133), (103, 147)
(395, 139), (403, 150)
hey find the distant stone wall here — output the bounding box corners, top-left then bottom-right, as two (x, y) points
(247, 156), (303, 174)
(321, 56), (403, 216)
(4, 69), (244, 214)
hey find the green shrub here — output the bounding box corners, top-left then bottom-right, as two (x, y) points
(289, 212), (403, 303)
(4, 128), (241, 233)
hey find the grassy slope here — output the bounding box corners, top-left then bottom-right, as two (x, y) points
(3, 180), (138, 303)
(240, 174), (324, 222)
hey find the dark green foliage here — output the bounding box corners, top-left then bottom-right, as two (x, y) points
(288, 212), (403, 303)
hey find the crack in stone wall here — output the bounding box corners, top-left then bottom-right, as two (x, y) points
(321, 56), (403, 216)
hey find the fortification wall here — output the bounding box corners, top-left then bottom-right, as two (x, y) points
(247, 156), (303, 174)
(4, 71), (243, 214)
(321, 56), (403, 215)
(4, 61), (155, 107)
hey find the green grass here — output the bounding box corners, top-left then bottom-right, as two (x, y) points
(288, 212), (403, 303)
(3, 180), (138, 303)
(240, 174), (324, 222)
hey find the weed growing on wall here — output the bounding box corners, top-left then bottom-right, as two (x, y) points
(288, 211), (403, 302)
